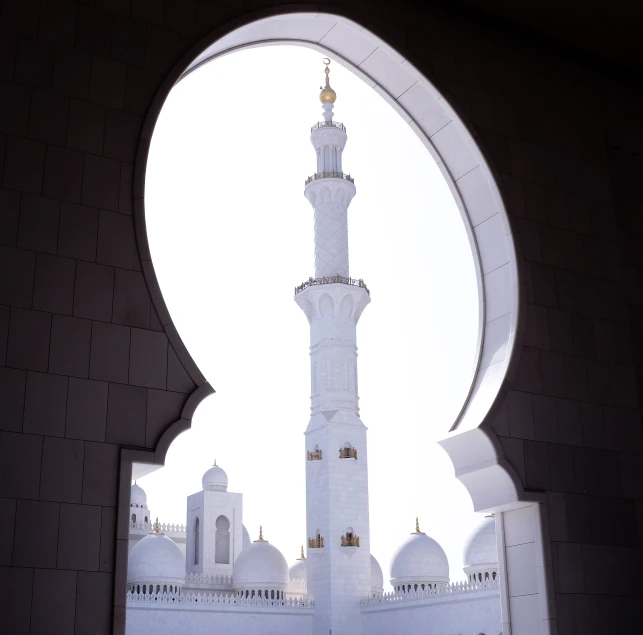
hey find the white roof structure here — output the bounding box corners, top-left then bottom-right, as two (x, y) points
(463, 515), (498, 577)
(202, 462), (228, 492)
(233, 528), (289, 591)
(370, 554), (384, 594)
(128, 531), (185, 586)
(130, 483), (147, 507)
(390, 520), (450, 587)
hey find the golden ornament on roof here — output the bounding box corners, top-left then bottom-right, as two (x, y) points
(319, 58), (337, 104)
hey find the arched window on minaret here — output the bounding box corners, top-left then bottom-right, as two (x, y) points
(193, 517), (200, 565)
(215, 515), (230, 564)
(131, 513), (136, 525)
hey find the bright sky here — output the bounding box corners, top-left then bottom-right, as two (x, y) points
(142, 45), (482, 590)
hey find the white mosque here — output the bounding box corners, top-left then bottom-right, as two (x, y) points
(126, 60), (502, 635)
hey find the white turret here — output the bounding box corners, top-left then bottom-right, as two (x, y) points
(295, 59), (371, 635)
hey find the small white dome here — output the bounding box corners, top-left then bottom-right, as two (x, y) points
(242, 525), (251, 551)
(370, 554), (384, 594)
(289, 557), (307, 582)
(128, 533), (185, 586)
(463, 515), (498, 576)
(130, 483), (147, 507)
(202, 464), (228, 492)
(390, 531), (449, 586)
(234, 538), (289, 591)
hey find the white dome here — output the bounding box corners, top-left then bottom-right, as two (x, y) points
(463, 515), (498, 576)
(202, 464), (228, 492)
(233, 539), (289, 591)
(390, 532), (449, 586)
(370, 554), (384, 594)
(289, 558), (307, 582)
(130, 483), (147, 507)
(242, 525), (251, 551)
(128, 533), (185, 586)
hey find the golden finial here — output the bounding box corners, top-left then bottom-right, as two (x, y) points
(213, 459), (217, 466)
(484, 513), (495, 518)
(297, 545), (306, 560)
(153, 517), (161, 534)
(255, 525), (267, 542)
(412, 516), (425, 534)
(319, 58), (336, 104)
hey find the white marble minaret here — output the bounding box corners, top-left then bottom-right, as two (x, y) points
(295, 60), (371, 635)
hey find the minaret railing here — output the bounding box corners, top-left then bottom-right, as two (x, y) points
(295, 275), (369, 296)
(305, 172), (354, 185)
(311, 121), (346, 132)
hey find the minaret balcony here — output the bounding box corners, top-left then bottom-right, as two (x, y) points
(307, 449), (323, 461)
(341, 532), (360, 547)
(304, 171), (354, 186)
(294, 275), (369, 296)
(311, 121), (346, 132)
(339, 446), (358, 459)
(308, 536), (324, 549)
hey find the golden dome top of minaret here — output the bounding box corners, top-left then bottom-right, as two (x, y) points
(319, 58), (337, 104)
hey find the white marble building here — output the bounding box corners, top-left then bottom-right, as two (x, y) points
(125, 61), (502, 635)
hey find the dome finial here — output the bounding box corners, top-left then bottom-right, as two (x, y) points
(255, 525), (267, 542)
(319, 58), (336, 104)
(213, 458), (217, 466)
(153, 517), (161, 534)
(297, 545), (306, 560)
(412, 516), (425, 535)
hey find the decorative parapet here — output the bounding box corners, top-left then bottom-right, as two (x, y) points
(130, 520), (186, 535)
(126, 591), (313, 610)
(305, 172), (354, 186)
(307, 449), (322, 461)
(308, 536), (324, 549)
(289, 578), (306, 591)
(360, 580), (500, 607)
(311, 121), (346, 133)
(184, 573), (233, 586)
(295, 275), (369, 296)
(339, 447), (357, 459)
(341, 534), (360, 547)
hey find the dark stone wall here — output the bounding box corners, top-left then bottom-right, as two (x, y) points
(0, 1), (641, 633)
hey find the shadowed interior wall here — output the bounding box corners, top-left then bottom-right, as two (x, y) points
(0, 2), (641, 634)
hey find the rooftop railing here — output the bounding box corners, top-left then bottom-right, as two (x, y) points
(294, 275), (370, 296)
(305, 172), (354, 186)
(311, 121), (346, 132)
(126, 590), (313, 609)
(360, 580), (500, 607)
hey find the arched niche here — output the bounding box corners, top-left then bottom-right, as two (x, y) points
(131, 9), (525, 514)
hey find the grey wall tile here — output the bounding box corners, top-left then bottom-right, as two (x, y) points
(33, 254), (75, 314)
(547, 308), (573, 354)
(0, 246), (35, 307)
(540, 350), (567, 398)
(0, 497), (16, 565)
(99, 506), (115, 572)
(0, 304), (8, 363)
(533, 394), (559, 442)
(566, 493), (592, 542)
(582, 544), (632, 595)
(549, 443), (577, 492)
(506, 389), (535, 439)
(57, 502), (101, 570)
(89, 57), (126, 109)
(0, 431), (42, 499)
(0, 565), (33, 635)
(89, 321), (130, 384)
(125, 65), (163, 116)
(112, 269), (150, 328)
(167, 346), (196, 394)
(40, 436), (84, 503)
(82, 441), (119, 506)
(67, 98), (105, 154)
(48, 314), (91, 378)
(0, 81), (31, 135)
(65, 377), (108, 442)
(76, 4), (112, 56)
(23, 371), (67, 436)
(0, 0), (40, 35)
(573, 447), (600, 496)
(96, 210), (134, 266)
(52, 46), (91, 100)
(0, 367), (26, 431)
(75, 571), (113, 635)
(73, 261), (114, 321)
(557, 542), (585, 592)
(0, 188), (21, 246)
(130, 328), (167, 389)
(83, 157), (121, 213)
(17, 193), (59, 254)
(574, 594), (602, 635)
(555, 398), (583, 445)
(524, 439), (552, 490)
(563, 355), (590, 402)
(30, 568), (77, 635)
(2, 135), (45, 194)
(6, 308), (51, 372)
(146, 388), (186, 447)
(512, 346), (543, 393)
(106, 383), (146, 446)
(14, 36), (55, 90)
(104, 109), (142, 163)
(112, 14), (146, 66)
(42, 144), (83, 203)
(28, 89), (69, 145)
(57, 202), (99, 262)
(13, 499), (59, 567)
(38, 0), (77, 47)
(0, 32), (17, 81)
(118, 163), (133, 215)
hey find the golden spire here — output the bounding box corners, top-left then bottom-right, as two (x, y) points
(153, 517), (161, 534)
(213, 459), (217, 466)
(484, 513), (495, 518)
(255, 525), (267, 542)
(297, 545), (306, 560)
(412, 516), (425, 534)
(319, 58), (337, 104)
